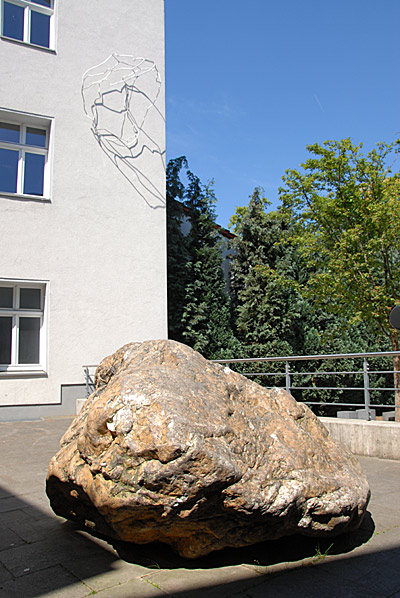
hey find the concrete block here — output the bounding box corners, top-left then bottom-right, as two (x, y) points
(337, 411), (354, 419)
(356, 408), (376, 420)
(336, 409), (376, 421)
(383, 411), (396, 421)
(320, 417), (400, 460)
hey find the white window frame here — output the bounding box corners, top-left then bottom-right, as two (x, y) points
(1, 0), (55, 50)
(0, 279), (48, 375)
(0, 108), (52, 200)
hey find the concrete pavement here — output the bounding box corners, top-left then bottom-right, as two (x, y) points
(0, 416), (399, 598)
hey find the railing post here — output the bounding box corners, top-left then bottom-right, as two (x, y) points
(363, 357), (371, 420)
(285, 361), (291, 394)
(84, 367), (90, 399)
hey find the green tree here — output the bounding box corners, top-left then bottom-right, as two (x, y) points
(166, 157), (239, 359)
(230, 187), (308, 358)
(166, 157), (190, 343)
(279, 138), (400, 419)
(229, 185), (392, 413)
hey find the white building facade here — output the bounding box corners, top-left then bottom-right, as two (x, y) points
(0, 0), (167, 420)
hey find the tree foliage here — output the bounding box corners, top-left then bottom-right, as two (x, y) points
(166, 157), (239, 359)
(229, 187), (303, 357)
(279, 138), (400, 340)
(228, 182), (394, 413)
(279, 138), (400, 418)
(166, 157), (190, 343)
(167, 140), (400, 417)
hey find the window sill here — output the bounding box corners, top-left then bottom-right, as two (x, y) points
(0, 191), (51, 203)
(1, 35), (56, 54)
(0, 368), (48, 379)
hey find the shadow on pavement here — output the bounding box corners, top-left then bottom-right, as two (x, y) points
(0, 486), (122, 597)
(143, 544), (400, 598)
(0, 480), (376, 598)
(110, 510), (375, 570)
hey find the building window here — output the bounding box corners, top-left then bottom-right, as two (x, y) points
(1, 0), (54, 49)
(0, 111), (51, 198)
(0, 280), (47, 372)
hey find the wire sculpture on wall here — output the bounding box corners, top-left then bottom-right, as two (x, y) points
(82, 54), (165, 208)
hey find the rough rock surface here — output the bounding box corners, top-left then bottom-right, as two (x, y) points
(46, 340), (370, 558)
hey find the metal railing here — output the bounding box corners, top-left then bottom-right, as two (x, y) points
(83, 365), (97, 398)
(215, 351), (400, 420)
(83, 351), (400, 420)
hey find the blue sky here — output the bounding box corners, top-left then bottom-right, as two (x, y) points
(165, 0), (400, 229)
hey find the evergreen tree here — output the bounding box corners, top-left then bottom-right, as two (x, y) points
(166, 157), (239, 359)
(230, 187), (307, 357)
(166, 157), (190, 343)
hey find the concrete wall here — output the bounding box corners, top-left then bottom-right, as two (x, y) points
(320, 417), (400, 461)
(0, 0), (167, 414)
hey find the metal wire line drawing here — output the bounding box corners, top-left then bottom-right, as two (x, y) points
(82, 54), (165, 208)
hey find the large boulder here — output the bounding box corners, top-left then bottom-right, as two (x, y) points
(46, 340), (370, 558)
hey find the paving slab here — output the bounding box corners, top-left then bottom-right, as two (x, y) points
(0, 508), (55, 545)
(0, 495), (29, 514)
(232, 566), (386, 598)
(144, 565), (263, 598)
(0, 522), (26, 552)
(0, 563), (12, 585)
(94, 576), (168, 597)
(316, 547), (400, 597)
(0, 487), (13, 500)
(0, 417), (399, 598)
(63, 553), (150, 593)
(0, 565), (89, 598)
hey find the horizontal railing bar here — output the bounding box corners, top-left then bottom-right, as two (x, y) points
(369, 405), (400, 409)
(291, 386), (365, 391)
(292, 371), (363, 376)
(214, 350), (400, 364)
(367, 387), (398, 392)
(245, 371), (366, 377)
(302, 402), (364, 406)
(369, 370), (399, 375)
(267, 385), (397, 392)
(245, 372), (285, 377)
(85, 361), (400, 372)
(263, 393), (398, 408)
(84, 351), (400, 408)
(244, 370), (398, 377)
(302, 402), (399, 408)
